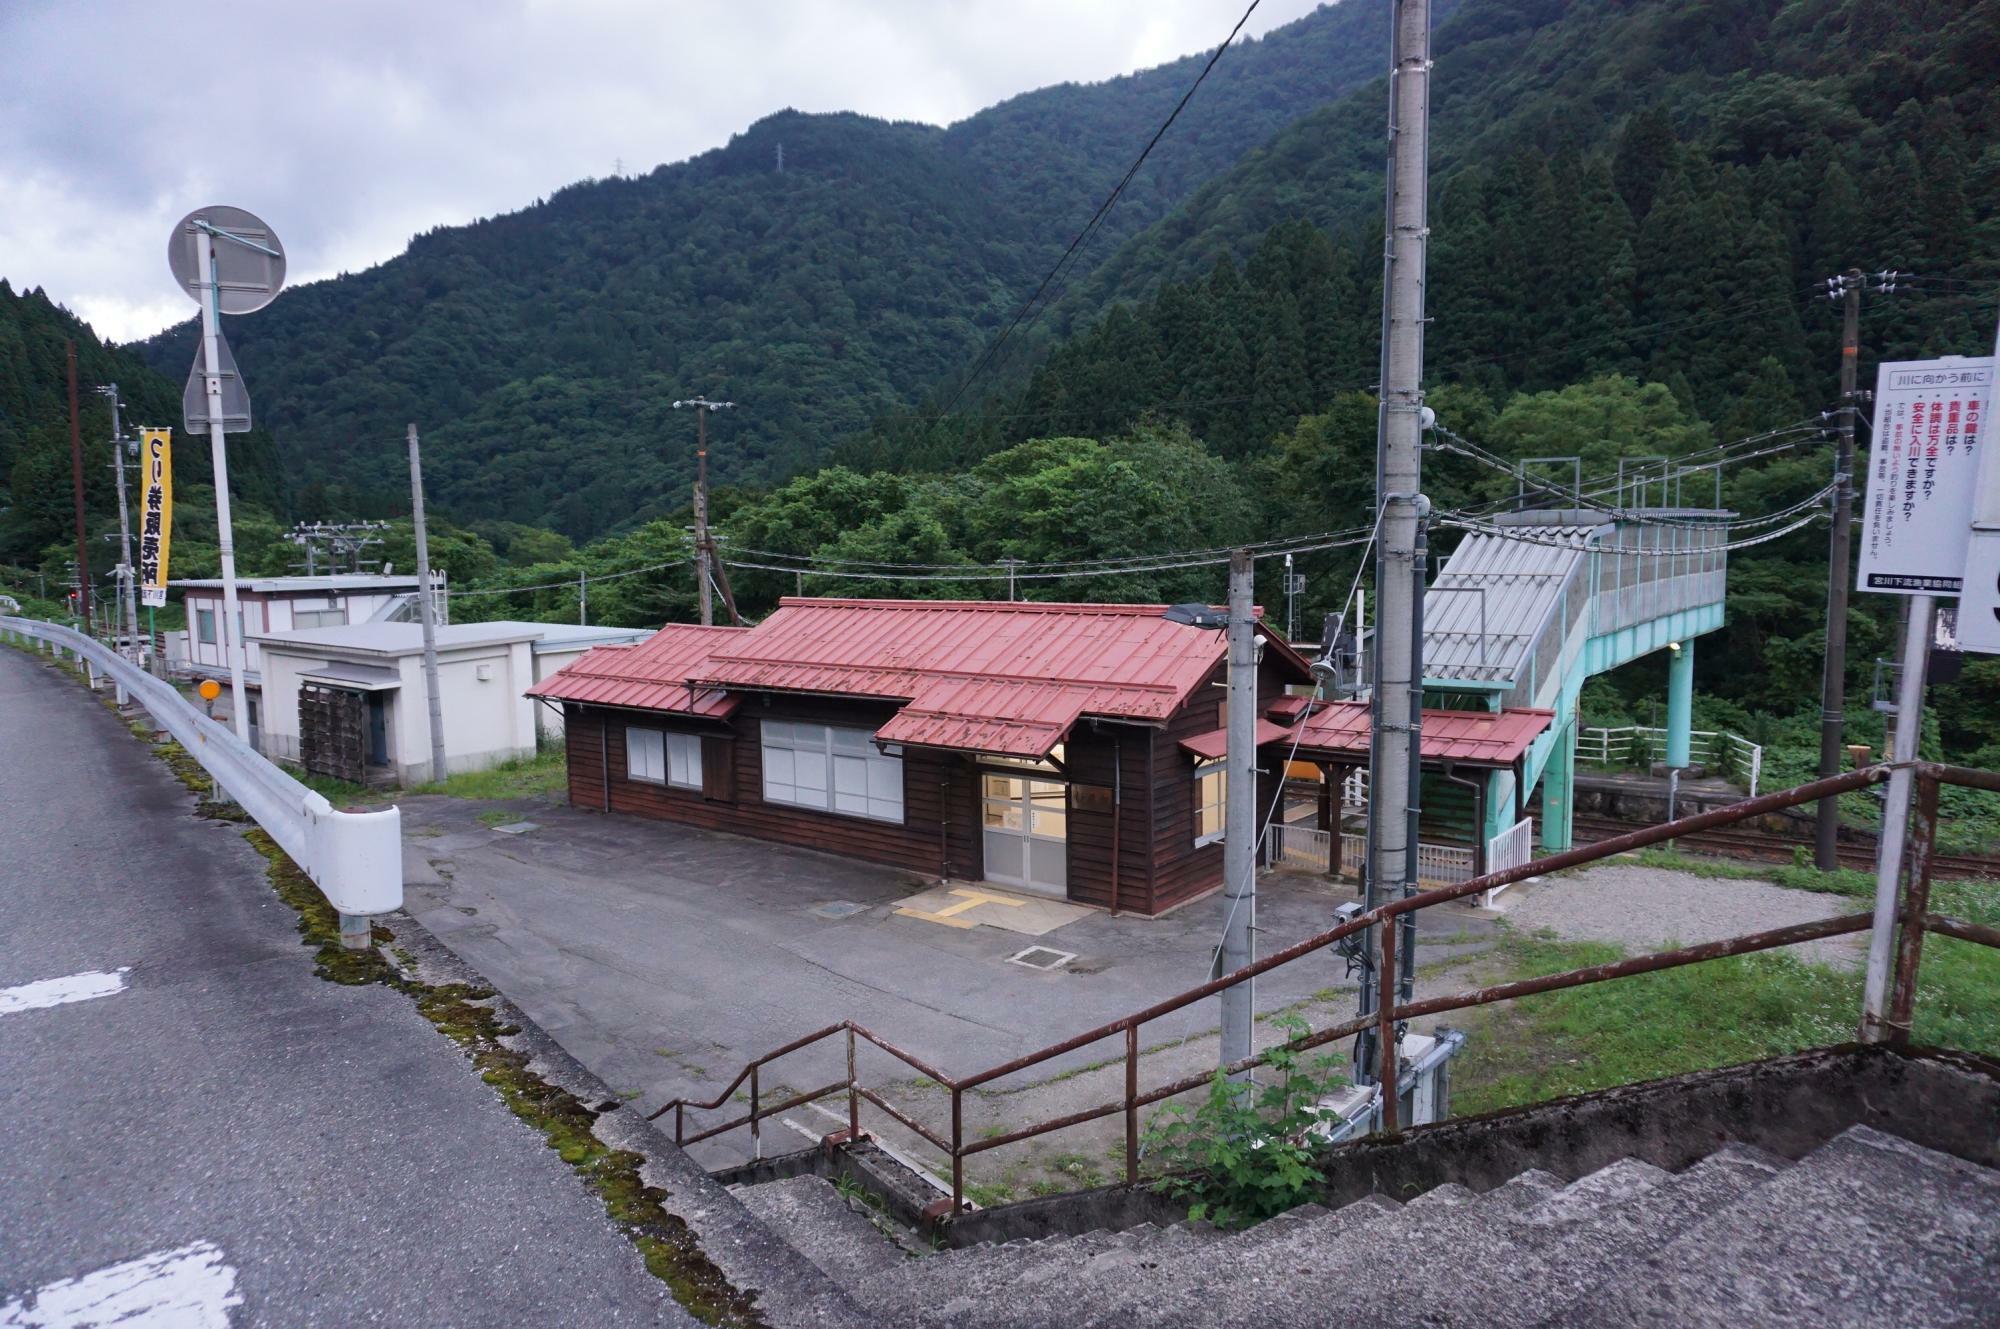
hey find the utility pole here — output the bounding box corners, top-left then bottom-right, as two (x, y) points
(97, 384), (142, 664)
(408, 425), (448, 786)
(1814, 271), (1909, 865)
(673, 397), (734, 626)
(1814, 270), (1863, 868)
(67, 342), (93, 635)
(579, 569), (588, 626)
(1220, 550), (1258, 1075)
(1357, 0), (1433, 1098)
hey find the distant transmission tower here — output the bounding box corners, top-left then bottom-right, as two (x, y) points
(776, 142), (784, 174)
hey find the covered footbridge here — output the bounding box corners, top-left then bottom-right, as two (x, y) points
(1420, 508), (1731, 855)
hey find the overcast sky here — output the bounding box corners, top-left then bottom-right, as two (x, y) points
(2, 0), (1321, 345)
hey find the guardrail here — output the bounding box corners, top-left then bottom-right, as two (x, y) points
(653, 762), (1999, 1216)
(2, 617), (401, 938)
(1577, 724), (1763, 794)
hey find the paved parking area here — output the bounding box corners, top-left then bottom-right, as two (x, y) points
(398, 794), (1499, 1140)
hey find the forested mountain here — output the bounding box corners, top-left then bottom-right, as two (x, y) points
(131, 0), (1428, 538)
(0, 282), (292, 566)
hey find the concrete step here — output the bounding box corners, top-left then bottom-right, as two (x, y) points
(1558, 1125), (2000, 1327)
(726, 1175), (909, 1296)
(881, 1194), (1397, 1329)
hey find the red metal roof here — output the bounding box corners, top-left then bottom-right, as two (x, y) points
(1178, 719), (1293, 763)
(697, 598), (1312, 757)
(526, 624), (748, 718)
(1282, 700), (1554, 767)
(533, 599), (1314, 758)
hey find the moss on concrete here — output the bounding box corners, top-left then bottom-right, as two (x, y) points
(67, 660), (770, 1325)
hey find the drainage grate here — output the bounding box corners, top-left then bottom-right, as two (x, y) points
(1005, 945), (1076, 971)
(810, 901), (869, 920)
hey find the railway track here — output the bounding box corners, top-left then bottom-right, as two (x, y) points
(1570, 813), (2000, 881)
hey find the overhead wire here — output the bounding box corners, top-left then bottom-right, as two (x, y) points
(932, 0), (1266, 419)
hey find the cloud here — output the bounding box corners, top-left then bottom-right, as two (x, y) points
(1, 0), (1321, 344)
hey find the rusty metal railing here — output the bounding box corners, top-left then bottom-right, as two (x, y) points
(648, 763), (1999, 1214)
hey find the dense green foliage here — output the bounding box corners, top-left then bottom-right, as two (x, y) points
(1143, 1014), (1349, 1229)
(127, 0), (1417, 537)
(7, 0), (1999, 784)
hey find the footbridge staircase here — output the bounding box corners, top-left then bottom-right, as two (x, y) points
(1422, 508), (1730, 853)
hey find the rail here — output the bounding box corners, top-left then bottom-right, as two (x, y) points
(648, 762), (1998, 1216)
(1, 617), (402, 924)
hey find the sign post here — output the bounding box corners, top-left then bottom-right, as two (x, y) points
(167, 206), (285, 746)
(1851, 352), (1994, 1039)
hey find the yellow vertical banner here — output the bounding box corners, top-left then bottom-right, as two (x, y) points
(138, 429), (173, 607)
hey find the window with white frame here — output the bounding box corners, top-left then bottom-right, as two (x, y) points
(627, 727), (665, 783)
(627, 727), (702, 789)
(762, 721), (903, 822)
(196, 607), (216, 645)
(666, 733), (702, 789)
(294, 604), (347, 629)
(1194, 761), (1226, 846)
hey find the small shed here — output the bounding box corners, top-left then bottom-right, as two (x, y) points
(254, 619), (649, 786)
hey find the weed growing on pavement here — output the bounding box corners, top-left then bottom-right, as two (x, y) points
(106, 685), (768, 1326)
(1142, 1014), (1348, 1229)
(964, 1181), (1015, 1207)
(411, 749), (568, 800)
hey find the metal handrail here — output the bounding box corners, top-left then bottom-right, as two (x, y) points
(1, 616), (401, 919)
(645, 762), (1998, 1215)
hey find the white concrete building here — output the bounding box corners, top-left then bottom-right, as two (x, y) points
(170, 574), (441, 683)
(253, 619), (648, 786)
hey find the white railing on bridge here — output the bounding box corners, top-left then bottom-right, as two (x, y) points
(1576, 725), (1762, 796)
(1, 617), (402, 925)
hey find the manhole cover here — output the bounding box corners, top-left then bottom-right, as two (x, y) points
(1005, 945), (1076, 971)
(810, 901), (868, 920)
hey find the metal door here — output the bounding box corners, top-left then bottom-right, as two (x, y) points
(980, 774), (1067, 896)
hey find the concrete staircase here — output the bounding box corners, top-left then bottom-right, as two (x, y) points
(728, 1125), (1999, 1328)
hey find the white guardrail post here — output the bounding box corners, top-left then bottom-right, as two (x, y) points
(3, 616), (401, 943)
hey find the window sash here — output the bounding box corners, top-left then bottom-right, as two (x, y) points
(196, 608), (216, 644)
(1194, 762), (1226, 846)
(665, 733), (702, 790)
(762, 721), (903, 822)
(626, 727), (666, 784)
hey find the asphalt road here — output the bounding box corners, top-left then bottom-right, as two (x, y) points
(0, 646), (694, 1326)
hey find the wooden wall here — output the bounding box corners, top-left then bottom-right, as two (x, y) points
(562, 649), (1303, 915)
(564, 696), (980, 880)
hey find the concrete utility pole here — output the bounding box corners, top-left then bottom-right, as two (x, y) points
(408, 424), (448, 786)
(97, 384), (142, 664)
(673, 397), (734, 626)
(66, 342), (93, 634)
(1220, 549), (1258, 1075)
(1814, 270), (1863, 868)
(1358, 0), (1434, 1091)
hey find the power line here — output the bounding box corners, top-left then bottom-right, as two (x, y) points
(933, 0), (1266, 418)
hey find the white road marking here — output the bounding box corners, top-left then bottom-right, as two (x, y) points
(0, 1241), (240, 1327)
(0, 969), (130, 1016)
